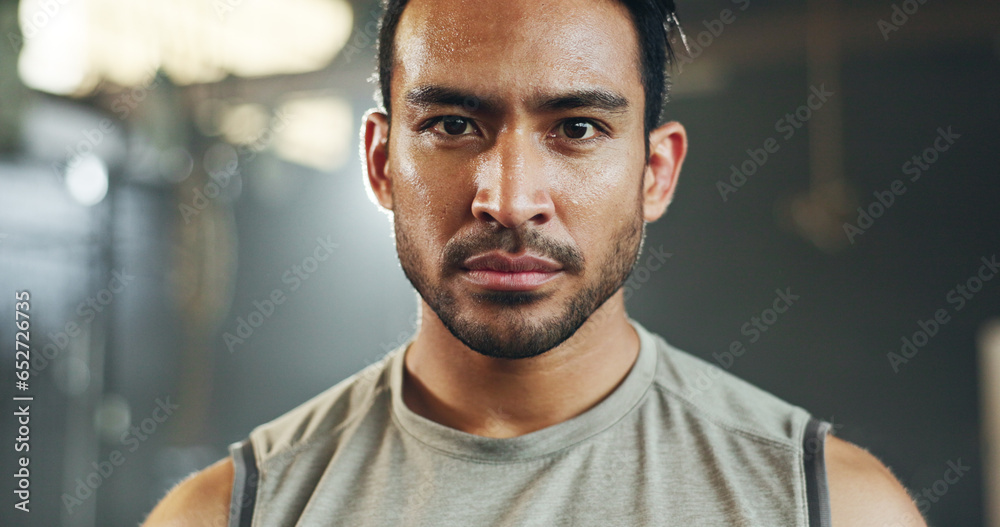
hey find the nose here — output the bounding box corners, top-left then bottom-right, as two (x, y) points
(470, 128), (555, 229)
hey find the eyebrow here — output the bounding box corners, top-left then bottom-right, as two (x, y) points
(403, 85), (630, 116)
(535, 89), (629, 114)
(405, 86), (502, 115)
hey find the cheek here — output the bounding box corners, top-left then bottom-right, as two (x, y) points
(392, 149), (432, 208)
(548, 151), (643, 252)
(392, 148), (469, 246)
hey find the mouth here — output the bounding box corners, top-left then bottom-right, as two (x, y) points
(459, 252), (564, 291)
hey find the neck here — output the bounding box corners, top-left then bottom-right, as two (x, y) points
(401, 291), (640, 438)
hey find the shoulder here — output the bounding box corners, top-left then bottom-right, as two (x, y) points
(648, 333), (810, 446)
(251, 351), (395, 464)
(825, 434), (927, 526)
(142, 457), (234, 527)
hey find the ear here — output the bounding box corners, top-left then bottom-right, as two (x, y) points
(363, 109), (393, 210)
(642, 121), (687, 222)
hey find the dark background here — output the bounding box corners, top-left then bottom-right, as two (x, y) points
(0, 0), (997, 525)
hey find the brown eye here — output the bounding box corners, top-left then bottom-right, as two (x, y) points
(560, 119), (598, 140)
(435, 116), (473, 135)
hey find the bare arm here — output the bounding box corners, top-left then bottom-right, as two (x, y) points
(826, 435), (927, 526)
(141, 457), (234, 527)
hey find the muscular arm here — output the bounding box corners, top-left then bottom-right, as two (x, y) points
(826, 434), (927, 526)
(142, 457), (234, 527)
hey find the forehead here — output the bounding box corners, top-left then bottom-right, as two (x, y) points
(392, 0), (642, 108)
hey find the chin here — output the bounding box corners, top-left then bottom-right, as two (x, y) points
(433, 290), (596, 360)
(467, 289), (555, 307)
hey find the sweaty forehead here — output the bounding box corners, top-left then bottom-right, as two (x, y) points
(393, 0), (643, 107)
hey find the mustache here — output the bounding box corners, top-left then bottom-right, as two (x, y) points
(442, 225), (585, 274)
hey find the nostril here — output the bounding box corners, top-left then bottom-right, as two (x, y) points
(533, 213), (549, 224)
(470, 180), (554, 229)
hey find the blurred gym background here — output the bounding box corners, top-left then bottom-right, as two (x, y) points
(0, 0), (997, 525)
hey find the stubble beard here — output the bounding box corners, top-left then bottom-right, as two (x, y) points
(393, 185), (646, 360)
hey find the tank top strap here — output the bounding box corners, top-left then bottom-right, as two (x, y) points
(228, 438), (259, 527)
(803, 417), (833, 527)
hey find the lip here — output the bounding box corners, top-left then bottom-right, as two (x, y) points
(460, 252), (563, 291)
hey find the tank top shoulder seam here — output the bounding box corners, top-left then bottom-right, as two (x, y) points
(649, 378), (802, 452)
(254, 379), (392, 472)
(648, 336), (807, 451)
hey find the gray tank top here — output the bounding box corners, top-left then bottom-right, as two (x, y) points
(227, 319), (832, 526)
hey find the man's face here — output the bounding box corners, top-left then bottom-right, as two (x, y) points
(387, 0), (649, 359)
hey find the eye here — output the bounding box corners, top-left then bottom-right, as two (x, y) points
(557, 118), (602, 140)
(431, 115), (475, 136)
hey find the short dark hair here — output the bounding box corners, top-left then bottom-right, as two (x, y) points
(374, 0), (684, 154)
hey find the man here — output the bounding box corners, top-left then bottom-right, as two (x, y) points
(145, 0), (927, 525)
